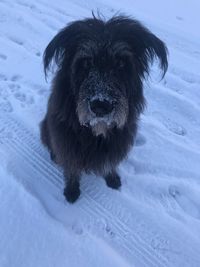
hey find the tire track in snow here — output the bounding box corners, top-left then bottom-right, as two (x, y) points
(14, 0), (71, 31)
(0, 114), (170, 267)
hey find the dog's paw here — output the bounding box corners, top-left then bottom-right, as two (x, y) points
(63, 184), (80, 203)
(105, 172), (121, 190)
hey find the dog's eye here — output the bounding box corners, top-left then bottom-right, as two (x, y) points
(118, 59), (126, 69)
(80, 57), (92, 69)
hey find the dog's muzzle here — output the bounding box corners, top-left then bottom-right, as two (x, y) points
(77, 92), (128, 137)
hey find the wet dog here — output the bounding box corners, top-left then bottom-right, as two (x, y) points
(40, 15), (168, 203)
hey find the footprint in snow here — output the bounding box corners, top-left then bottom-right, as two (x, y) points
(0, 54), (7, 60)
(176, 16), (183, 21)
(72, 223), (83, 235)
(105, 224), (116, 238)
(14, 92), (27, 102)
(154, 112), (187, 137)
(169, 185), (200, 220)
(0, 74), (7, 81)
(8, 83), (21, 92)
(135, 133), (146, 146)
(164, 119), (187, 136)
(0, 100), (13, 113)
(15, 92), (34, 106)
(8, 36), (24, 46)
(11, 75), (22, 82)
(8, 82), (35, 107)
(35, 51), (41, 57)
(0, 85), (9, 99)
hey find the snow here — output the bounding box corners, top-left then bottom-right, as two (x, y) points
(0, 0), (200, 266)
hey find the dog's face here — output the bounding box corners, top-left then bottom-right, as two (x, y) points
(72, 41), (132, 136)
(44, 16), (168, 137)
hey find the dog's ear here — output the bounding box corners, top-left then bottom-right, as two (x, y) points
(43, 29), (66, 77)
(110, 17), (168, 79)
(134, 26), (168, 79)
(43, 22), (83, 78)
(43, 17), (105, 78)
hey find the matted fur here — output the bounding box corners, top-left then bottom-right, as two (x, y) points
(40, 15), (168, 202)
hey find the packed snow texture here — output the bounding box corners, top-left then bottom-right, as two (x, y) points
(0, 0), (200, 266)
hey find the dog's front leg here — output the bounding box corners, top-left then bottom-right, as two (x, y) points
(63, 171), (81, 203)
(104, 170), (121, 190)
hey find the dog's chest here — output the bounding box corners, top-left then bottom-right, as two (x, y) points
(74, 132), (128, 174)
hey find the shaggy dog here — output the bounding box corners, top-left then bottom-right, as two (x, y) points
(40, 15), (168, 203)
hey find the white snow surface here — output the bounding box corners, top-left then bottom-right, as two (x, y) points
(0, 0), (200, 266)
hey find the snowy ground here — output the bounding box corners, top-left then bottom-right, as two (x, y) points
(0, 0), (200, 266)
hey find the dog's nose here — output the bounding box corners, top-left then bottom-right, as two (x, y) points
(90, 99), (113, 117)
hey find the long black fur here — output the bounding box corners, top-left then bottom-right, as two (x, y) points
(40, 15), (168, 203)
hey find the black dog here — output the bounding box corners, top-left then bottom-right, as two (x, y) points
(40, 15), (168, 203)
